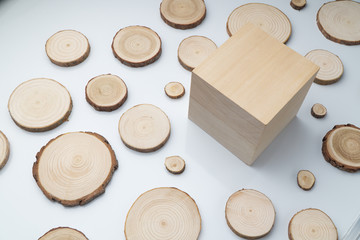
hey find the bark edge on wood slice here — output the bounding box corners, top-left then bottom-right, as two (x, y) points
(311, 103), (327, 118)
(165, 156), (186, 174)
(297, 170), (315, 190)
(0, 131), (10, 170)
(164, 82), (185, 99)
(290, 0), (306, 10)
(39, 227), (88, 240)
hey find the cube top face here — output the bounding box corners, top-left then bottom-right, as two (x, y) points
(193, 23), (319, 125)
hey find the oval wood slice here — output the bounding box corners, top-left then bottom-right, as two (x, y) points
(39, 227), (88, 240)
(311, 103), (327, 118)
(45, 30), (90, 67)
(164, 82), (185, 99)
(165, 156), (185, 174)
(297, 170), (315, 190)
(160, 0), (206, 29)
(8, 78), (72, 132)
(317, 1), (360, 45)
(291, 0), (306, 10)
(0, 131), (10, 170)
(125, 187), (201, 239)
(288, 208), (338, 240)
(119, 104), (171, 152)
(33, 132), (118, 206)
(178, 36), (217, 71)
(225, 189), (276, 239)
(227, 3), (292, 44)
(86, 74), (128, 111)
(112, 26), (161, 67)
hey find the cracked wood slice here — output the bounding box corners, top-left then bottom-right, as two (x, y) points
(311, 103), (327, 118)
(227, 3), (292, 44)
(225, 189), (275, 239)
(165, 156), (185, 174)
(0, 131), (10, 170)
(164, 82), (185, 99)
(125, 187), (201, 240)
(112, 26), (161, 67)
(39, 227), (88, 240)
(297, 170), (315, 190)
(33, 132), (118, 206)
(291, 0), (306, 10)
(45, 30), (90, 66)
(8, 78), (72, 132)
(160, 0), (206, 29)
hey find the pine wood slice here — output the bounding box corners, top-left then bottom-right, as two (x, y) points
(160, 0), (206, 29)
(227, 3), (292, 44)
(112, 26), (161, 67)
(125, 187), (201, 239)
(119, 104), (171, 152)
(288, 208), (338, 240)
(225, 189), (275, 239)
(297, 170), (315, 190)
(8, 78), (72, 132)
(164, 82), (185, 99)
(45, 30), (90, 67)
(317, 1), (360, 45)
(39, 227), (88, 240)
(290, 0), (306, 10)
(0, 131), (10, 170)
(33, 132), (118, 206)
(165, 156), (185, 174)
(311, 103), (327, 118)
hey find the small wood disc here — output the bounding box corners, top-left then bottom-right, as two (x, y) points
(33, 132), (118, 206)
(164, 82), (185, 99)
(8, 78), (72, 132)
(125, 187), (201, 239)
(290, 0), (306, 10)
(39, 227), (88, 240)
(178, 36), (217, 71)
(119, 104), (171, 152)
(0, 131), (10, 170)
(225, 189), (276, 239)
(165, 156), (185, 174)
(305, 49), (343, 85)
(160, 0), (206, 29)
(112, 26), (161, 67)
(297, 170), (315, 190)
(288, 208), (338, 240)
(317, 1), (360, 45)
(45, 30), (90, 67)
(227, 3), (292, 43)
(311, 103), (327, 118)
(85, 74), (128, 111)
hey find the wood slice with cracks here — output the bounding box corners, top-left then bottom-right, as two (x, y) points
(125, 187), (201, 240)
(164, 82), (185, 99)
(39, 227), (88, 240)
(165, 156), (185, 174)
(32, 132), (118, 206)
(0, 131), (10, 170)
(311, 103), (327, 118)
(290, 0), (306, 10)
(297, 170), (315, 190)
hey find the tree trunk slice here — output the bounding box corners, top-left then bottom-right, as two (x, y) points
(160, 0), (206, 29)
(288, 208), (338, 240)
(317, 1), (360, 45)
(225, 189), (276, 239)
(178, 36), (217, 71)
(32, 132), (118, 206)
(45, 30), (90, 67)
(85, 74), (128, 111)
(305, 49), (343, 85)
(290, 0), (306, 10)
(112, 26), (162, 67)
(8, 78), (72, 132)
(165, 156), (185, 174)
(297, 170), (315, 190)
(39, 227), (88, 240)
(164, 82), (185, 99)
(125, 187), (201, 240)
(118, 104), (171, 153)
(0, 131), (10, 170)
(311, 103), (327, 118)
(322, 124), (360, 172)
(227, 3), (292, 44)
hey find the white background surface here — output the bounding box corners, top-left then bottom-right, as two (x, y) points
(0, 0), (360, 239)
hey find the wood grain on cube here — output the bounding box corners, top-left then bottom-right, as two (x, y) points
(311, 103), (327, 118)
(0, 131), (10, 170)
(290, 0), (306, 10)
(164, 82), (185, 99)
(297, 170), (315, 190)
(165, 156), (185, 174)
(39, 227), (88, 240)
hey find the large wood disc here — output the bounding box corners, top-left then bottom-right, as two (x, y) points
(39, 227), (88, 240)
(45, 30), (90, 67)
(32, 132), (118, 206)
(225, 189), (276, 239)
(227, 3), (292, 44)
(125, 187), (201, 240)
(165, 156), (186, 174)
(119, 104), (171, 152)
(112, 26), (162, 67)
(0, 131), (10, 170)
(317, 1), (360, 45)
(8, 78), (72, 132)
(160, 0), (206, 29)
(164, 82), (185, 99)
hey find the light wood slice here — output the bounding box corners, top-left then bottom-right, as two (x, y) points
(164, 82), (185, 99)
(8, 78), (72, 132)
(297, 170), (315, 190)
(322, 124), (360, 172)
(39, 227), (88, 240)
(0, 131), (10, 170)
(85, 74), (128, 111)
(33, 132), (118, 206)
(160, 0), (206, 29)
(288, 208), (338, 240)
(119, 104), (171, 152)
(225, 189), (275, 239)
(165, 156), (185, 174)
(227, 3), (292, 44)
(317, 1), (360, 45)
(112, 26), (161, 67)
(178, 36), (217, 71)
(125, 187), (201, 240)
(311, 103), (327, 118)
(305, 49), (343, 85)
(45, 30), (90, 67)
(291, 0), (306, 10)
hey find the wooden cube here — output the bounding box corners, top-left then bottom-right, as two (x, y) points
(188, 23), (319, 165)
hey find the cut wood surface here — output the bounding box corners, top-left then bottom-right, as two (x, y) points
(297, 170), (315, 190)
(164, 82), (185, 99)
(8, 78), (72, 132)
(112, 26), (161, 67)
(45, 30), (90, 67)
(33, 132), (118, 206)
(311, 103), (327, 118)
(160, 0), (206, 29)
(125, 187), (201, 239)
(317, 1), (360, 45)
(290, 0), (306, 10)
(225, 189), (275, 239)
(39, 227), (88, 240)
(165, 156), (185, 174)
(227, 3), (292, 43)
(0, 131), (10, 170)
